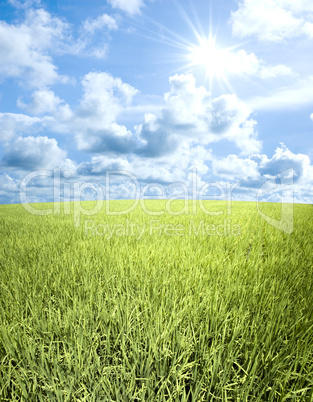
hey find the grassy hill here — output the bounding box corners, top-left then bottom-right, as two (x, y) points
(0, 201), (312, 401)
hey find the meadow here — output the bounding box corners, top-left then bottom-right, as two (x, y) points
(0, 200), (312, 401)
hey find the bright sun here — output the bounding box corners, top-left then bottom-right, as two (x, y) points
(188, 36), (228, 79)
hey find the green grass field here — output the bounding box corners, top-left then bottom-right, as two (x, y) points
(0, 201), (313, 401)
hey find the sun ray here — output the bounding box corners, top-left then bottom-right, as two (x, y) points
(185, 33), (236, 92)
(129, 1), (242, 95)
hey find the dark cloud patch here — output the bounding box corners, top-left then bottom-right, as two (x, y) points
(259, 145), (310, 183)
(1, 136), (67, 170)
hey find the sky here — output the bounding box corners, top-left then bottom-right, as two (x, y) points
(0, 0), (313, 205)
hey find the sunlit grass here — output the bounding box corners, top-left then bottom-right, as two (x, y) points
(0, 201), (312, 400)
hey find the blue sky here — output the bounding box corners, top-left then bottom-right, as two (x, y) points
(0, 0), (313, 204)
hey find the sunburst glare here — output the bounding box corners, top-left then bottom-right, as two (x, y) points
(189, 36), (226, 76)
(137, 2), (237, 92)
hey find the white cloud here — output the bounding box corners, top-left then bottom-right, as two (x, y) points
(5, 72), (261, 159)
(83, 14), (118, 34)
(136, 75), (261, 156)
(248, 76), (313, 110)
(310, 113), (313, 120)
(209, 48), (294, 79)
(230, 50), (294, 79)
(131, 145), (210, 183)
(108, 0), (144, 15)
(0, 174), (19, 193)
(77, 156), (131, 176)
(259, 64), (294, 79)
(212, 154), (259, 180)
(0, 6), (119, 82)
(17, 89), (72, 119)
(0, 174), (20, 203)
(70, 144), (313, 203)
(218, 144), (312, 189)
(0, 113), (49, 142)
(1, 136), (68, 170)
(231, 0), (313, 41)
(211, 145), (313, 204)
(76, 123), (136, 154)
(209, 93), (261, 155)
(79, 71), (138, 124)
(279, 0), (313, 13)
(1, 72), (140, 151)
(258, 144), (311, 182)
(73, 72), (138, 153)
(76, 144), (210, 187)
(0, 9), (69, 87)
(77, 14), (118, 59)
(8, 0), (41, 9)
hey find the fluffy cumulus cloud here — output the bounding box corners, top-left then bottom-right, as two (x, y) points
(3, 69), (311, 203)
(82, 14), (117, 35)
(249, 76), (313, 111)
(258, 144), (311, 183)
(136, 74), (261, 157)
(134, 145), (210, 185)
(60, 144), (313, 203)
(1, 136), (68, 170)
(0, 9), (70, 87)
(1, 72), (261, 161)
(213, 154), (259, 180)
(222, 49), (294, 78)
(231, 0), (313, 41)
(74, 72), (138, 153)
(72, 72), (261, 158)
(0, 174), (20, 203)
(77, 156), (131, 176)
(0, 6), (118, 87)
(77, 14), (118, 59)
(193, 45), (294, 79)
(212, 145), (312, 194)
(210, 94), (261, 155)
(17, 89), (72, 119)
(79, 72), (138, 123)
(108, 0), (144, 15)
(0, 113), (52, 142)
(77, 144), (209, 183)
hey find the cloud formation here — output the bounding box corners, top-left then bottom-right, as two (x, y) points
(1, 72), (261, 160)
(213, 154), (259, 180)
(74, 72), (138, 153)
(258, 144), (311, 183)
(0, 113), (50, 142)
(249, 76), (313, 111)
(0, 5), (119, 88)
(72, 73), (261, 157)
(1, 136), (68, 170)
(136, 74), (261, 157)
(224, 49), (293, 78)
(231, 0), (313, 41)
(0, 174), (19, 204)
(17, 89), (72, 118)
(108, 0), (144, 15)
(77, 14), (118, 59)
(82, 14), (118, 35)
(212, 145), (312, 189)
(0, 9), (69, 87)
